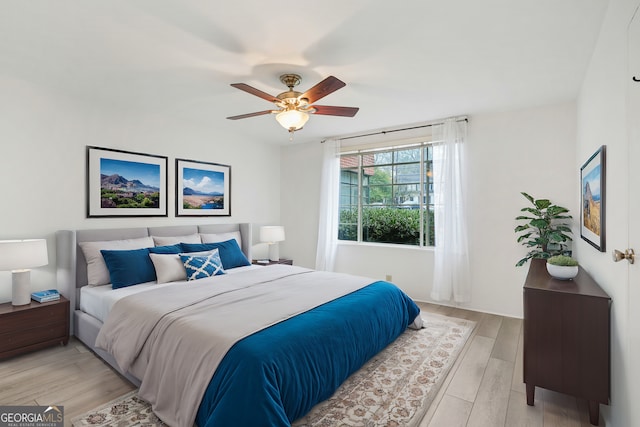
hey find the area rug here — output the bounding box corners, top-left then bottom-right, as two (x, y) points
(71, 313), (475, 427)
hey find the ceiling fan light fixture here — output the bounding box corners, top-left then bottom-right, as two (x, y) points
(227, 74), (358, 138)
(276, 109), (309, 131)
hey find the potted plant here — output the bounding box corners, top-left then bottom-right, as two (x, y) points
(514, 192), (573, 266)
(546, 255), (579, 280)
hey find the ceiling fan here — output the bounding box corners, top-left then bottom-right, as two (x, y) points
(226, 74), (359, 137)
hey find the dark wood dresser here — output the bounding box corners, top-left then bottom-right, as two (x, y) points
(0, 296), (70, 359)
(523, 259), (610, 426)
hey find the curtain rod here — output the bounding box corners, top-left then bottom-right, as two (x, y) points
(321, 117), (468, 143)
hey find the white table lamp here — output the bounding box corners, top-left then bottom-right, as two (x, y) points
(260, 226), (285, 262)
(0, 239), (49, 306)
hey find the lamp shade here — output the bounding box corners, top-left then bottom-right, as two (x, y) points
(260, 226), (285, 244)
(0, 239), (49, 271)
(275, 110), (309, 131)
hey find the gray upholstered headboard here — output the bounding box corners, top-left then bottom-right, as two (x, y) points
(55, 223), (252, 318)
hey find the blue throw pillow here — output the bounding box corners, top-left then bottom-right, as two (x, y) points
(181, 239), (250, 270)
(180, 250), (225, 281)
(101, 248), (156, 289)
(149, 244), (183, 254)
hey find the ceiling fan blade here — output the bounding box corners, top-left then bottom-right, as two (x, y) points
(230, 83), (279, 103)
(300, 76), (346, 104)
(312, 105), (359, 117)
(226, 110), (274, 120)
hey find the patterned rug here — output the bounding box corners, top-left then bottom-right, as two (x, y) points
(72, 313), (475, 427)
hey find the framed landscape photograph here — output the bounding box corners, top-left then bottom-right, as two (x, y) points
(87, 146), (168, 217)
(580, 145), (606, 251)
(176, 158), (231, 217)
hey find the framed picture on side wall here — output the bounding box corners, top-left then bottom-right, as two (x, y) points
(580, 145), (606, 251)
(176, 158), (231, 216)
(87, 146), (168, 217)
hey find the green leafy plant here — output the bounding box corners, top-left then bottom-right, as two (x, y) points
(515, 192), (572, 266)
(547, 255), (578, 266)
(338, 207), (435, 246)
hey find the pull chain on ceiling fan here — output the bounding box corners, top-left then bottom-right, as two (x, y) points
(227, 74), (359, 138)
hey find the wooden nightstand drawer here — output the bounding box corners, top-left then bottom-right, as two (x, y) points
(0, 297), (70, 359)
(0, 322), (68, 349)
(0, 302), (66, 334)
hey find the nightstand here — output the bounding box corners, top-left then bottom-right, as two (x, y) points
(0, 296), (70, 360)
(252, 259), (293, 266)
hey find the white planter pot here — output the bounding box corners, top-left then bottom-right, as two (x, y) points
(546, 263), (579, 280)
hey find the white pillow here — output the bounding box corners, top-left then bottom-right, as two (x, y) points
(149, 249), (219, 284)
(149, 253), (187, 284)
(152, 234), (201, 246)
(78, 236), (154, 286)
(200, 231), (242, 247)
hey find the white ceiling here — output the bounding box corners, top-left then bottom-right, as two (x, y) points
(2, 0), (608, 144)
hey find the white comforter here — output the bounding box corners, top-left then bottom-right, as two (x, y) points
(95, 265), (373, 427)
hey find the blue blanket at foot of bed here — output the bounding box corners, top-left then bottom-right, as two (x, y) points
(196, 281), (420, 427)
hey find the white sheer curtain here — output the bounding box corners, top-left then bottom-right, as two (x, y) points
(431, 119), (471, 303)
(315, 138), (341, 271)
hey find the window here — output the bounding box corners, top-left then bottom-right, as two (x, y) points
(338, 143), (435, 246)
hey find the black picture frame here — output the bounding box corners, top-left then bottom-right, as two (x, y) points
(87, 146), (168, 217)
(580, 145), (606, 252)
(176, 158), (231, 217)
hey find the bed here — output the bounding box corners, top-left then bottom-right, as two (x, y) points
(56, 223), (422, 427)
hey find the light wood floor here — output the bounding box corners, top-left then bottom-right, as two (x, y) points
(0, 339), (135, 426)
(0, 303), (601, 427)
(416, 302), (601, 427)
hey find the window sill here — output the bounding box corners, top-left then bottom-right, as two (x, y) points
(336, 240), (435, 252)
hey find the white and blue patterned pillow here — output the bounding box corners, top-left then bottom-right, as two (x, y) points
(179, 249), (225, 281)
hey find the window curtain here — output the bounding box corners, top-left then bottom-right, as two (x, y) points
(315, 138), (341, 271)
(431, 119), (471, 303)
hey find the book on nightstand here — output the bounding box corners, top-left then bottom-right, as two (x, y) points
(31, 289), (60, 303)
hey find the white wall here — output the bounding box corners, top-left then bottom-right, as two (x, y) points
(575, 0), (639, 425)
(281, 102), (576, 318)
(279, 141), (323, 268)
(0, 78), (281, 303)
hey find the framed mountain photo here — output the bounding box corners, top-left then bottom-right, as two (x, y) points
(176, 158), (231, 217)
(87, 146), (168, 217)
(580, 145), (606, 251)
